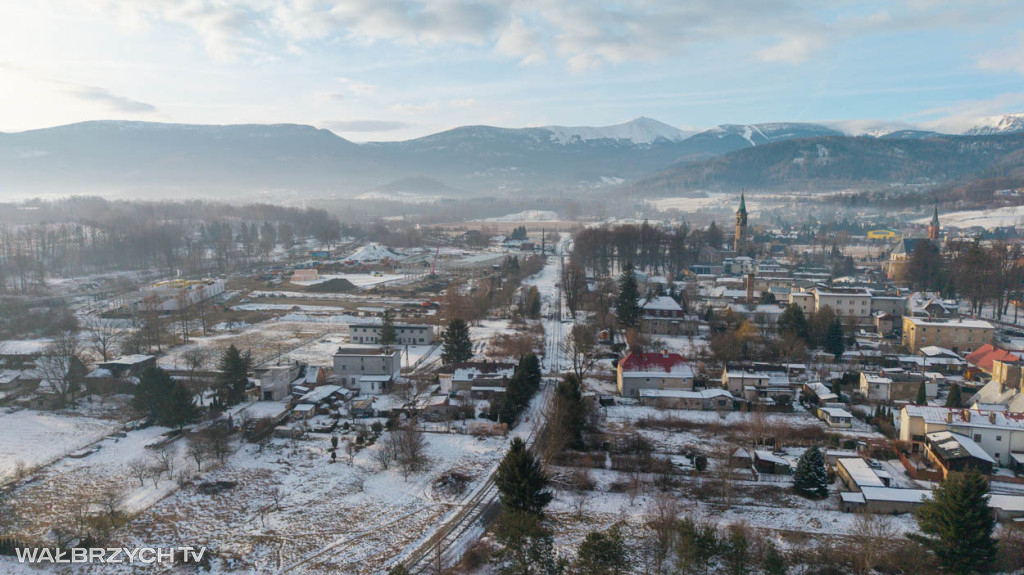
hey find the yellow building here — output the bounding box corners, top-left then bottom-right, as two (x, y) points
(901, 316), (994, 354)
(867, 229), (899, 240)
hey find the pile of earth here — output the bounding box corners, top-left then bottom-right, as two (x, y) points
(306, 278), (358, 293)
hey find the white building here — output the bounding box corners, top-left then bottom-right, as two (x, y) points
(900, 405), (1024, 468)
(348, 322), (435, 345)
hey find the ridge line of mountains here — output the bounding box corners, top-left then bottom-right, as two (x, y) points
(2, 114), (1024, 197)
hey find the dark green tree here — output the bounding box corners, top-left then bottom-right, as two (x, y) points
(133, 366), (174, 420)
(379, 308), (397, 349)
(575, 523), (628, 575)
(722, 528), (750, 575)
(216, 345), (250, 405)
(615, 263), (642, 328)
(916, 381), (928, 406)
(493, 510), (563, 575)
(824, 317), (845, 359)
(495, 437), (552, 516)
(441, 319), (473, 365)
(914, 471), (996, 575)
(946, 383), (963, 408)
(762, 541), (787, 575)
(777, 304), (809, 342)
(387, 565), (409, 575)
(677, 516), (718, 575)
(793, 446), (828, 499)
(551, 374), (586, 450)
(162, 382), (200, 429)
(524, 286), (542, 319)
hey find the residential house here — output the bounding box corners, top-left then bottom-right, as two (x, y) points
(965, 344), (1020, 379)
(899, 405), (1024, 467)
(333, 347), (401, 393)
(348, 322), (435, 345)
(836, 457), (892, 491)
(969, 358), (1024, 413)
(802, 382), (838, 405)
(818, 406), (854, 428)
(721, 364), (793, 404)
(902, 317), (994, 355)
(97, 355), (156, 380)
(925, 431), (995, 477)
(639, 296), (699, 336)
(616, 352), (694, 398)
(255, 362), (304, 401)
(859, 369), (933, 403)
(441, 362), (516, 393)
(638, 388), (733, 411)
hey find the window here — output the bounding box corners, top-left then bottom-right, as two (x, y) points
(974, 434), (982, 442)
(996, 435), (1002, 441)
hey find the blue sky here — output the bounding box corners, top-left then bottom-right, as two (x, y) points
(1, 0), (1023, 140)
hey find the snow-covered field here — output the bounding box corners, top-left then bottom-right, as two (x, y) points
(481, 210), (560, 222)
(913, 205), (1024, 228)
(0, 409), (119, 483)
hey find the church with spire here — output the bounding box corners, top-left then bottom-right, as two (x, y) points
(928, 204), (940, 241)
(734, 192), (749, 253)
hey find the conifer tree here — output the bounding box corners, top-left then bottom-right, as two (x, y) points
(379, 308), (397, 350)
(945, 383), (962, 408)
(793, 446), (828, 499)
(762, 541), (788, 575)
(217, 344), (250, 405)
(616, 263), (642, 328)
(162, 382), (200, 429)
(441, 318), (473, 365)
(575, 523), (628, 575)
(824, 317), (845, 359)
(777, 303), (809, 341)
(495, 437), (552, 516)
(914, 471), (996, 574)
(916, 381), (928, 406)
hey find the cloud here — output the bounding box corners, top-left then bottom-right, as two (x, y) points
(321, 119), (409, 132)
(756, 35), (825, 64)
(67, 86), (157, 113)
(82, 0), (1024, 71)
(914, 92), (1024, 133)
(976, 35), (1024, 75)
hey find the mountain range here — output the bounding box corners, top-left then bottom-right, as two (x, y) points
(1, 114), (1023, 198)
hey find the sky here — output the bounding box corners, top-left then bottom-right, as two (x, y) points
(1, 0), (1024, 141)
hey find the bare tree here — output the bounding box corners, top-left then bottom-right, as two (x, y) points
(182, 348), (210, 388)
(149, 444), (175, 480)
(376, 434), (399, 470)
(38, 329), (86, 408)
(84, 316), (124, 362)
(561, 323), (598, 383)
(99, 485), (126, 528)
(186, 437), (209, 472)
(645, 495), (679, 575)
(127, 458), (149, 487)
(396, 423), (428, 479)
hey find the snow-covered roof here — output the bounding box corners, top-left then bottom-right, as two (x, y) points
(753, 450), (790, 467)
(927, 431), (996, 464)
(639, 388), (732, 400)
(642, 296), (683, 312)
(101, 354), (154, 366)
(620, 352), (693, 378)
(298, 384), (343, 404)
(860, 487), (930, 503)
(453, 366), (514, 382)
(904, 405), (1024, 430)
(903, 317), (993, 329)
(0, 339), (51, 355)
(919, 346), (962, 358)
(819, 407), (853, 419)
(838, 458), (886, 488)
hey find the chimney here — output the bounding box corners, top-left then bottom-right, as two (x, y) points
(990, 411), (997, 424)
(746, 273), (755, 305)
(946, 411), (953, 423)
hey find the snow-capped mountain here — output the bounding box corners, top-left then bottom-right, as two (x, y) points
(542, 117), (693, 145)
(965, 113), (1024, 136)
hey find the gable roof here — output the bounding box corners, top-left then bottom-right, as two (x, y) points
(966, 344), (1020, 373)
(927, 431), (996, 464)
(619, 352), (692, 376)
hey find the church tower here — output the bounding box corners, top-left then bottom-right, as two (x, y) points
(734, 192), (748, 253)
(928, 204), (940, 241)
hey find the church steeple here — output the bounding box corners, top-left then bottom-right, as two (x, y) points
(734, 192), (748, 253)
(928, 204), (940, 241)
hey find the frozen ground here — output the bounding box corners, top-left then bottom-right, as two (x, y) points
(913, 205), (1024, 228)
(0, 409), (119, 484)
